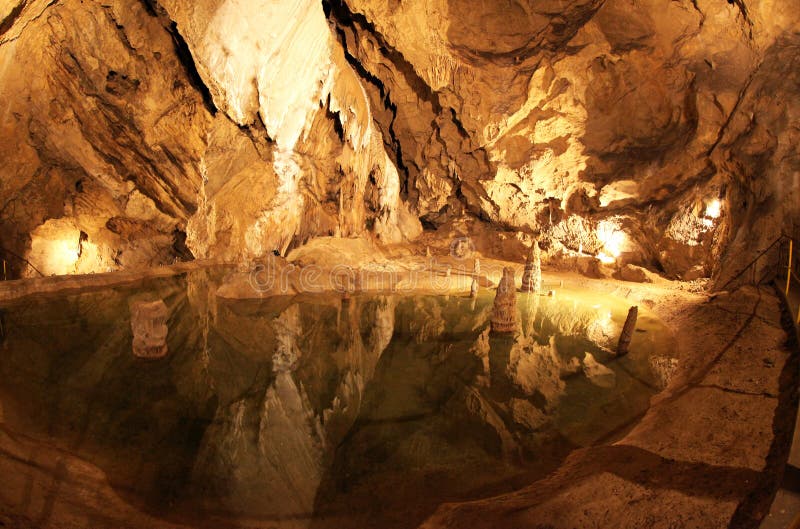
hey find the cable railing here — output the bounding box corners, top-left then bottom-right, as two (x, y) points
(780, 235), (800, 325)
(713, 232), (800, 324)
(0, 246), (44, 279)
(725, 233), (800, 529)
(717, 235), (785, 292)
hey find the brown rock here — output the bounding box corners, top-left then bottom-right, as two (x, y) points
(614, 264), (652, 283)
(130, 300), (169, 359)
(521, 241), (542, 293)
(491, 267), (517, 333)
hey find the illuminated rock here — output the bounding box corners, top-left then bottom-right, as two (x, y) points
(521, 241), (542, 293)
(0, 0), (797, 286)
(491, 267), (517, 333)
(614, 264), (651, 283)
(130, 300), (169, 359)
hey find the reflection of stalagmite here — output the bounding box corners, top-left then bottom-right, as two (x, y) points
(368, 296), (396, 356)
(409, 298), (446, 343)
(191, 302), (324, 521)
(616, 305), (638, 356)
(491, 267), (517, 333)
(191, 372), (324, 522)
(522, 287), (541, 339)
(130, 300), (169, 359)
(325, 296), (396, 447)
(521, 241), (542, 293)
(508, 335), (565, 411)
(272, 305), (302, 371)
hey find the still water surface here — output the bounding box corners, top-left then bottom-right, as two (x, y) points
(0, 269), (675, 529)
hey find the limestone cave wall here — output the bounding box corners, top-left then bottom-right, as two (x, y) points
(0, 0), (797, 280)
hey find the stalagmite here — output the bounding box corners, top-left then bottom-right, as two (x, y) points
(491, 267), (517, 333)
(470, 277), (478, 298)
(130, 300), (169, 359)
(521, 241), (542, 293)
(616, 305), (639, 356)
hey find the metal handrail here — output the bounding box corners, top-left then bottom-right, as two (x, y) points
(779, 235), (800, 325)
(0, 246), (44, 278)
(714, 232), (800, 325)
(717, 234), (787, 292)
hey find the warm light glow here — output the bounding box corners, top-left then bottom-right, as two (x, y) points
(705, 199), (721, 219)
(597, 251), (616, 264)
(26, 219), (111, 277)
(36, 236), (81, 276)
(597, 220), (627, 260)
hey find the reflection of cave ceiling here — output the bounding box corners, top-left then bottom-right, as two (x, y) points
(0, 0), (798, 279)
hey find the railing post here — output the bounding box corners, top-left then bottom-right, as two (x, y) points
(786, 239), (793, 296)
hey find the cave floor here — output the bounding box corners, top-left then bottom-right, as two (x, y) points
(421, 279), (799, 529)
(0, 256), (796, 529)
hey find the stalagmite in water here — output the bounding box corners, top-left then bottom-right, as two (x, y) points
(130, 300), (169, 359)
(616, 305), (638, 356)
(470, 277), (478, 298)
(491, 267), (517, 333)
(521, 241), (542, 293)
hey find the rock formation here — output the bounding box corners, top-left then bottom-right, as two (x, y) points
(617, 305), (639, 356)
(130, 299), (169, 359)
(491, 267), (517, 333)
(521, 241), (542, 293)
(0, 0), (797, 286)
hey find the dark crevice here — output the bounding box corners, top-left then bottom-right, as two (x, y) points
(324, 95), (346, 143)
(688, 0), (706, 28)
(167, 22), (217, 115)
(729, 0), (754, 38)
(172, 228), (194, 262)
(0, 0), (28, 39)
(324, 0), (494, 214)
(325, 1), (411, 197)
(694, 383), (777, 398)
(139, 0), (167, 17)
(324, 0), (442, 114)
(138, 0), (216, 115)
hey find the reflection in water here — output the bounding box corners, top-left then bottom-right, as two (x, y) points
(0, 268), (674, 529)
(130, 299), (170, 359)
